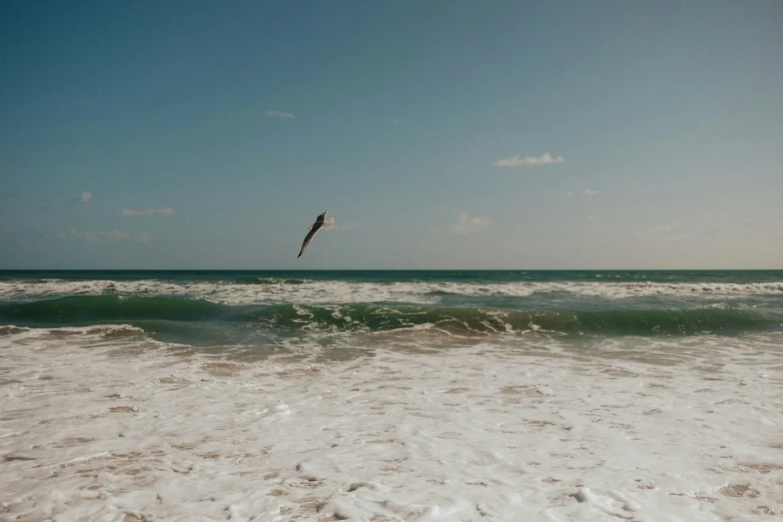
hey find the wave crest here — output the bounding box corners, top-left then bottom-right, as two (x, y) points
(2, 279), (783, 308)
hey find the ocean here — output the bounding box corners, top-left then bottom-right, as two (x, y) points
(2, 270), (782, 520)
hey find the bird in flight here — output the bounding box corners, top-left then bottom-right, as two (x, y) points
(297, 210), (334, 258)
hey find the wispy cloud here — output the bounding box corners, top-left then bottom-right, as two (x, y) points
(568, 189), (600, 197)
(450, 212), (490, 235)
(639, 225), (690, 242)
(115, 207), (175, 217)
(70, 191), (92, 203)
(59, 228), (152, 243)
(264, 110), (295, 119)
(493, 152), (565, 167)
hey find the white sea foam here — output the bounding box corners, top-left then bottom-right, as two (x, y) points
(1, 329), (781, 520)
(2, 279), (782, 306)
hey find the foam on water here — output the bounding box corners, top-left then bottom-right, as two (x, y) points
(2, 278), (783, 306)
(1, 328), (782, 521)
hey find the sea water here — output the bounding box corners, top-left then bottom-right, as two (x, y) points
(1, 270), (782, 520)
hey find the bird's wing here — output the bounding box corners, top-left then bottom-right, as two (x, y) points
(297, 226), (320, 258)
(315, 210), (328, 224)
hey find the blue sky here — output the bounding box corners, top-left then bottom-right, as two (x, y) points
(1, 0), (781, 269)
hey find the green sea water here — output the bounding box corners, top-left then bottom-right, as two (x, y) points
(1, 270), (782, 354)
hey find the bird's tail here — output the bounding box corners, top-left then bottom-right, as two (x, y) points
(321, 217), (335, 230)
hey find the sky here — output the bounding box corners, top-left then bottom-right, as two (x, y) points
(1, 0), (782, 269)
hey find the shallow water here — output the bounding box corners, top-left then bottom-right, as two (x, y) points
(2, 328), (782, 521)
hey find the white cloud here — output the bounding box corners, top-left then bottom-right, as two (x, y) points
(70, 191), (92, 203)
(116, 207), (175, 217)
(101, 229), (130, 241)
(493, 152), (565, 167)
(264, 110), (295, 119)
(60, 229), (125, 242)
(59, 228), (152, 243)
(451, 212), (491, 235)
(587, 215), (601, 224)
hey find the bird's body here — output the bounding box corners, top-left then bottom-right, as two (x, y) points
(298, 210), (334, 258)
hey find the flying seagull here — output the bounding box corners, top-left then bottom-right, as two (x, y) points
(297, 210), (334, 258)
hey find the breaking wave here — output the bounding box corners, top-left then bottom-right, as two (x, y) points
(1, 296), (780, 337)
